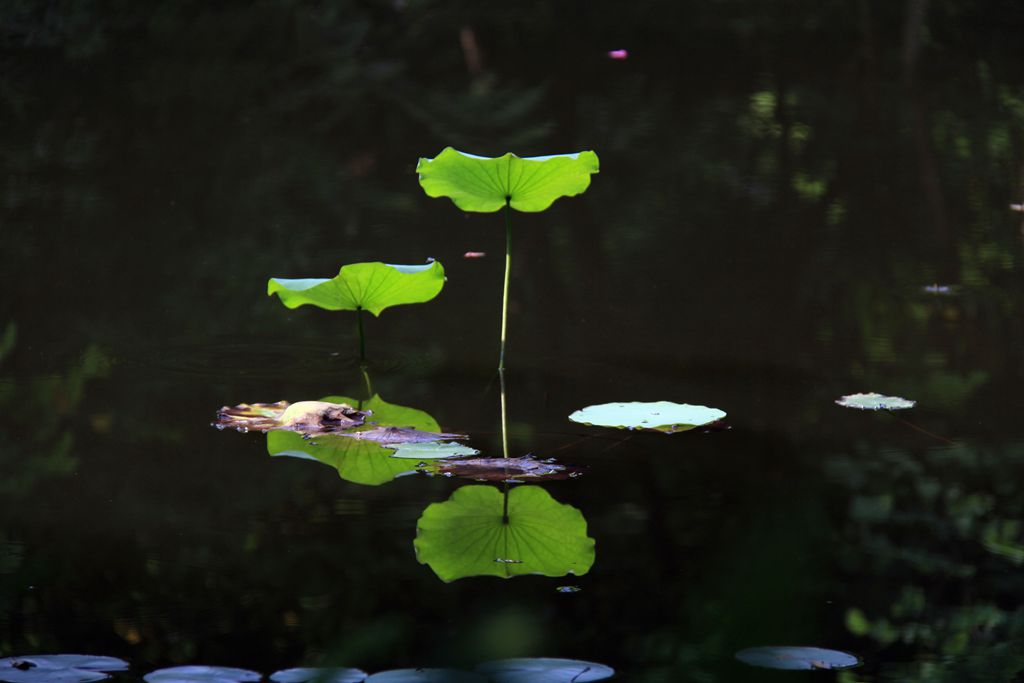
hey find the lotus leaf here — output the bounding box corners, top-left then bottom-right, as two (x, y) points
(269, 668), (367, 683)
(735, 646), (859, 671)
(364, 670), (484, 683)
(143, 666), (262, 683)
(0, 655), (128, 683)
(476, 658), (614, 682)
(414, 485), (595, 582)
(267, 261), (445, 316)
(267, 394), (447, 486)
(416, 148), (599, 213)
(835, 393), (916, 410)
(568, 401), (726, 433)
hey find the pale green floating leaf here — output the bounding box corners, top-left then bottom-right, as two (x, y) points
(476, 658), (614, 682)
(568, 401), (726, 433)
(735, 647), (860, 671)
(414, 485), (595, 582)
(835, 392), (916, 411)
(388, 441), (480, 459)
(267, 261), (445, 317)
(416, 147), (599, 213)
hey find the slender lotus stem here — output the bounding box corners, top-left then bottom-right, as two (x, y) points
(502, 481), (510, 525)
(356, 306), (366, 363)
(499, 367), (509, 460)
(498, 198), (512, 371)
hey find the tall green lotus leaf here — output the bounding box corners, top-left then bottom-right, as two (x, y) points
(266, 394), (441, 486)
(267, 261), (445, 316)
(416, 147), (600, 213)
(414, 485), (595, 582)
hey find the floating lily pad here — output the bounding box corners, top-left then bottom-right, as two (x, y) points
(268, 261), (445, 316)
(417, 147), (600, 213)
(364, 669), (485, 682)
(270, 668), (367, 683)
(0, 655), (128, 683)
(429, 457), (580, 482)
(143, 666), (262, 683)
(267, 394), (446, 486)
(735, 646), (859, 671)
(414, 485), (595, 582)
(476, 658), (614, 682)
(389, 441), (480, 459)
(568, 401), (726, 433)
(835, 393), (916, 411)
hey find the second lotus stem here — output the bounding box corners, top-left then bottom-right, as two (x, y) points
(498, 198), (512, 371)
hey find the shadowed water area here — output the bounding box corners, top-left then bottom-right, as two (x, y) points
(3, 1), (1024, 680)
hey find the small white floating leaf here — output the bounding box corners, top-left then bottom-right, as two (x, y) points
(477, 657), (614, 682)
(270, 668), (367, 683)
(144, 666), (262, 683)
(0, 655), (128, 683)
(388, 441), (480, 459)
(836, 392), (915, 411)
(736, 646), (859, 671)
(568, 401), (725, 433)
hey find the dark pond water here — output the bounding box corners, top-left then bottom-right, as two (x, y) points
(4, 1), (1024, 680)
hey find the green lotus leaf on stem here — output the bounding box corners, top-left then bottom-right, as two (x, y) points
(267, 261), (445, 317)
(267, 394), (441, 486)
(414, 485), (595, 582)
(416, 147), (600, 213)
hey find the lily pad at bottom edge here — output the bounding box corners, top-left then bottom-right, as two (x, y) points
(735, 646), (860, 671)
(0, 655), (128, 683)
(270, 668), (368, 683)
(364, 669), (485, 682)
(476, 657), (614, 682)
(144, 665), (263, 682)
(569, 401), (726, 433)
(835, 393), (916, 411)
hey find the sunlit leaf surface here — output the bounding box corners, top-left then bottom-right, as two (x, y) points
(835, 393), (916, 410)
(477, 658), (614, 682)
(568, 401), (726, 433)
(0, 655), (128, 683)
(414, 485), (595, 582)
(416, 147), (599, 213)
(735, 647), (859, 671)
(143, 666), (262, 682)
(268, 261), (445, 316)
(269, 668), (367, 683)
(430, 456), (580, 482)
